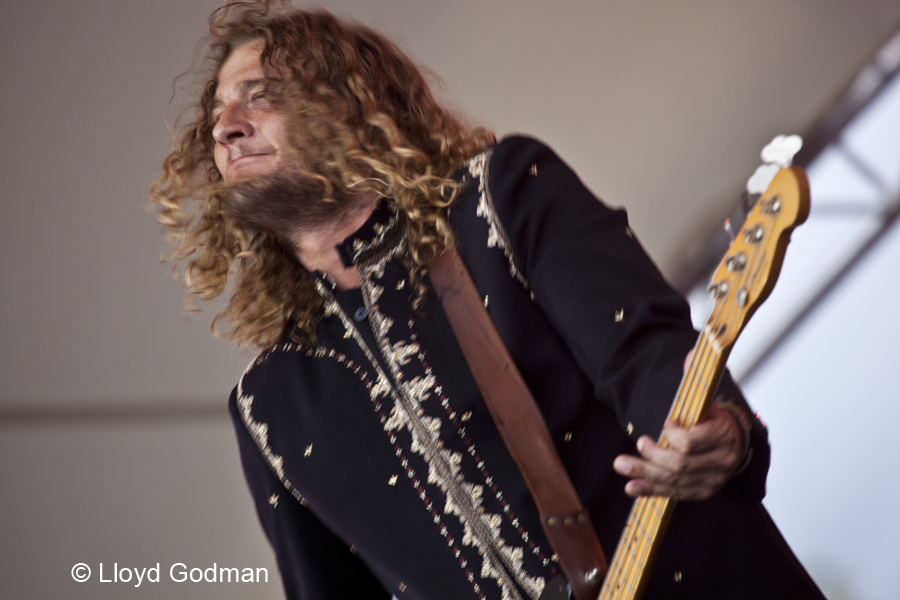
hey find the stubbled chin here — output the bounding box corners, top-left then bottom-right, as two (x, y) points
(221, 169), (340, 238)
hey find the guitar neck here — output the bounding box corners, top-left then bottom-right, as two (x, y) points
(596, 165), (810, 600)
(597, 328), (728, 600)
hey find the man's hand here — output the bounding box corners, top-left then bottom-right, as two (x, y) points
(612, 403), (747, 500)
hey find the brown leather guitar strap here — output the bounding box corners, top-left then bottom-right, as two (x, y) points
(429, 246), (607, 600)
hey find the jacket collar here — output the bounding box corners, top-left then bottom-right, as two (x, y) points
(335, 200), (405, 269)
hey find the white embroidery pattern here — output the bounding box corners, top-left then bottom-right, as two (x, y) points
(237, 186), (552, 599)
(468, 150), (530, 290)
(237, 393), (285, 481)
(346, 238), (545, 599)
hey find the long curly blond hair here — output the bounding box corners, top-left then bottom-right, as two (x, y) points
(150, 0), (494, 349)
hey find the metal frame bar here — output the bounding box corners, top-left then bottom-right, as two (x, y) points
(738, 200), (900, 383)
(672, 26), (900, 296)
(671, 26), (900, 383)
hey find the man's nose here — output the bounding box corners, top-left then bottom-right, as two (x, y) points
(213, 104), (253, 145)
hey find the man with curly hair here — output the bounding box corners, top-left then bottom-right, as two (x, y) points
(152, 2), (824, 599)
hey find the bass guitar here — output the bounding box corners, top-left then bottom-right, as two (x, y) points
(597, 137), (811, 600)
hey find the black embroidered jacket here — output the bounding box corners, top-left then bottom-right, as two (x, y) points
(230, 136), (823, 600)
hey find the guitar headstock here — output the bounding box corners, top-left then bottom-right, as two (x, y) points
(704, 166), (810, 351)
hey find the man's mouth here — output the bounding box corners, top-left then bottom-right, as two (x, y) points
(231, 153), (271, 166)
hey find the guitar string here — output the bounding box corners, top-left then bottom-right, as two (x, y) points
(615, 271), (733, 597)
(602, 498), (641, 598)
(604, 470), (664, 596)
(672, 246), (733, 425)
(603, 282), (725, 598)
(603, 203), (787, 598)
(681, 206), (780, 454)
(625, 338), (714, 595)
(677, 211), (771, 425)
(627, 498), (665, 597)
(675, 322), (718, 425)
(633, 228), (765, 578)
(678, 231), (754, 423)
(601, 331), (717, 596)
(603, 330), (715, 598)
(676, 236), (759, 433)
(621, 228), (758, 593)
(682, 222), (771, 427)
(610, 210), (776, 598)
(639, 202), (790, 596)
(603, 331), (712, 598)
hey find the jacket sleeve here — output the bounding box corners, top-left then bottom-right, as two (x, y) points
(228, 389), (391, 599)
(485, 135), (769, 502)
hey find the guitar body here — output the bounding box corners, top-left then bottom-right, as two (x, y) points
(597, 166), (811, 600)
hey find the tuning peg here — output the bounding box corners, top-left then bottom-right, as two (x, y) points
(747, 163), (780, 195)
(746, 135), (803, 196)
(761, 134), (803, 167)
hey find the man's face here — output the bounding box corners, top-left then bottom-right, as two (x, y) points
(209, 39), (349, 237)
(212, 39), (292, 183)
